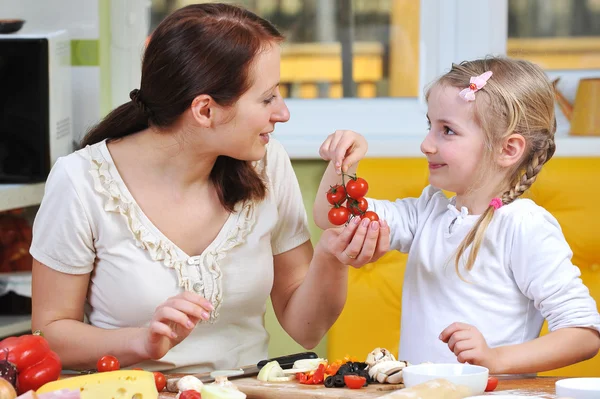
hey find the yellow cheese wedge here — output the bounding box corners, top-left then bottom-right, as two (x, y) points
(36, 370), (158, 399)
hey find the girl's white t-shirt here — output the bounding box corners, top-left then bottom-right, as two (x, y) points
(30, 138), (311, 373)
(369, 185), (600, 365)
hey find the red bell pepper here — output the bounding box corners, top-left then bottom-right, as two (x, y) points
(0, 334), (62, 394)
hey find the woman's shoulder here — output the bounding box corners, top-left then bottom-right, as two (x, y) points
(258, 137), (294, 180)
(46, 140), (107, 191)
(264, 137), (289, 165)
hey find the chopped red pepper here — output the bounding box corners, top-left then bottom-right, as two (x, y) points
(296, 372), (308, 383)
(311, 363), (325, 384)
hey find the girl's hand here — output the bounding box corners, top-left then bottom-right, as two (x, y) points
(142, 291), (213, 360)
(319, 130), (368, 175)
(317, 215), (390, 268)
(440, 322), (498, 372)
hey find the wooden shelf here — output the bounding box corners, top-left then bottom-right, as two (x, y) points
(0, 183), (45, 213)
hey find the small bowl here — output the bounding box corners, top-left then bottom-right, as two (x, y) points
(468, 396), (544, 399)
(402, 363), (489, 395)
(556, 378), (600, 399)
(0, 19), (25, 34)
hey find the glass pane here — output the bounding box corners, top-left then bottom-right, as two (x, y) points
(508, 0), (600, 38)
(148, 0), (420, 98)
(507, 0), (600, 70)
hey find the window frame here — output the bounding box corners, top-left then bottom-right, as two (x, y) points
(110, 0), (600, 158)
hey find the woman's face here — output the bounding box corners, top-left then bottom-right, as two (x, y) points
(212, 44), (290, 161)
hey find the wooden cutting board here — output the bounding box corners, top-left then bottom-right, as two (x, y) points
(157, 376), (561, 398)
(159, 376), (404, 398)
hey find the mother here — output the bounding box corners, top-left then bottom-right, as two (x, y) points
(29, 3), (389, 373)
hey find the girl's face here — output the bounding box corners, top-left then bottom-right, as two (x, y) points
(420, 84), (488, 195)
(210, 44), (290, 161)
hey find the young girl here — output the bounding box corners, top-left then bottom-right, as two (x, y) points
(313, 56), (600, 374)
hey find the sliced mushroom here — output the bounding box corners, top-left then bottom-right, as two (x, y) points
(368, 360), (409, 384)
(365, 347), (396, 367)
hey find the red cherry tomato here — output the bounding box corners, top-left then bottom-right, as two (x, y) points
(328, 206), (350, 226)
(347, 197), (368, 215)
(179, 390), (202, 399)
(153, 371), (166, 392)
(361, 211), (379, 222)
(326, 184), (347, 205)
(96, 355), (120, 372)
(346, 177), (369, 199)
(344, 374), (366, 389)
(485, 376), (499, 392)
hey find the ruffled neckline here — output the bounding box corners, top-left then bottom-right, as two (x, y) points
(82, 140), (258, 323)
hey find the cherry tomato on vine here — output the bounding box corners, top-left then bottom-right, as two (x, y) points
(328, 206), (350, 226)
(485, 376), (499, 392)
(346, 177), (369, 199)
(326, 184), (347, 205)
(97, 355), (120, 372)
(361, 211), (379, 222)
(153, 371), (166, 392)
(344, 374), (366, 389)
(347, 197), (368, 215)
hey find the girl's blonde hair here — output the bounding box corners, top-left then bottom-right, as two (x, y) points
(431, 56), (557, 278)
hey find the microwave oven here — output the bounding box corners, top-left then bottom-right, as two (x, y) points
(0, 30), (73, 183)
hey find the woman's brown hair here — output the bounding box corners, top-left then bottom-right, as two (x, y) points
(81, 3), (284, 212)
(428, 57), (557, 279)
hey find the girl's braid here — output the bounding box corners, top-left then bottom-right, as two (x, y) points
(501, 137), (555, 205)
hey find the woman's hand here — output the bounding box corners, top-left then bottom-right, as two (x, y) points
(142, 291), (213, 360)
(317, 214), (390, 268)
(319, 130), (368, 175)
(440, 322), (498, 372)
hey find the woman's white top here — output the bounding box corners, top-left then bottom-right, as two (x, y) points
(30, 138), (311, 373)
(369, 185), (600, 365)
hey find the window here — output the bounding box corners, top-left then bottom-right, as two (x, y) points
(507, 0), (600, 70)
(149, 0), (420, 99)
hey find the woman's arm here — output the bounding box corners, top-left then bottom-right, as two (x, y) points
(32, 260), (213, 370)
(271, 218), (389, 349)
(31, 260), (149, 369)
(313, 162), (356, 230)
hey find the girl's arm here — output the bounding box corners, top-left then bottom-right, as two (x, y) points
(493, 327), (600, 374)
(313, 130), (367, 230)
(442, 209), (600, 373)
(440, 322), (600, 375)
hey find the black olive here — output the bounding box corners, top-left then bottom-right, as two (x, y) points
(324, 376), (336, 388)
(333, 374), (345, 388)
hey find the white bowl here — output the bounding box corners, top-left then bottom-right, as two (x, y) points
(402, 363), (489, 395)
(556, 378), (600, 399)
(467, 396), (544, 399)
